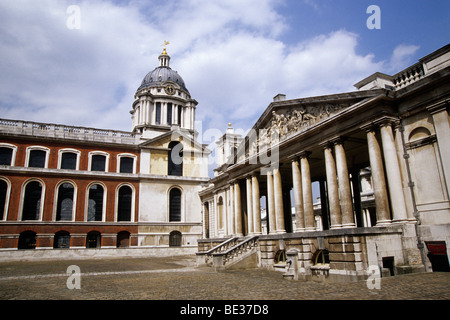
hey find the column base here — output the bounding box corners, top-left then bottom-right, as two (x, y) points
(330, 225), (342, 229)
(304, 227), (317, 232)
(276, 230), (286, 234)
(392, 218), (414, 224)
(375, 220), (392, 226)
(341, 223), (356, 228)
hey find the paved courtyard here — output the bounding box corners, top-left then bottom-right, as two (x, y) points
(0, 254), (448, 301)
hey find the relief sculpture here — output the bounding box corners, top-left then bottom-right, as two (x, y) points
(265, 103), (349, 144)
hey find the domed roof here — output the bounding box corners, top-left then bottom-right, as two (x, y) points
(138, 66), (188, 92)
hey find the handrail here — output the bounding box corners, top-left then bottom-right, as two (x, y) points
(212, 235), (259, 266)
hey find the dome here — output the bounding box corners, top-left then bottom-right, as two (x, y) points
(138, 66), (188, 93)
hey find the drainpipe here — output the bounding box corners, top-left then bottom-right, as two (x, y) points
(398, 119), (428, 271)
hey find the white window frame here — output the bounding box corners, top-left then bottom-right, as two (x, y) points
(88, 151), (110, 172)
(53, 180), (77, 222)
(0, 177), (11, 221)
(25, 146), (50, 168)
(114, 183), (135, 222)
(0, 143), (18, 166)
(58, 148), (81, 170)
(85, 181), (107, 222)
(167, 185), (184, 223)
(117, 153), (137, 174)
(19, 178), (46, 221)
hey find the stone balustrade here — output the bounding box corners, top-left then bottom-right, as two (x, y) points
(392, 62), (425, 90)
(0, 118), (138, 144)
(212, 236), (259, 270)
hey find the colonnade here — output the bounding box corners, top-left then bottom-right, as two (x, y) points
(207, 120), (412, 238)
(132, 97), (195, 130)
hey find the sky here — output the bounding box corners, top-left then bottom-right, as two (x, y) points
(0, 0), (449, 150)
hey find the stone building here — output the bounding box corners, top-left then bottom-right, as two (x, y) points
(0, 48), (210, 259)
(198, 44), (450, 280)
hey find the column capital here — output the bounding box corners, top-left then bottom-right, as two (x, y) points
(319, 141), (334, 150)
(298, 150), (312, 159)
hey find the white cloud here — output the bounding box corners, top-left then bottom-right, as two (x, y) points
(0, 0), (398, 138)
(388, 44), (420, 72)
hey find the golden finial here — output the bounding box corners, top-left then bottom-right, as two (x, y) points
(228, 123), (232, 127)
(161, 40), (170, 55)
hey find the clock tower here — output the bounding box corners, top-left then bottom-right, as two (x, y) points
(131, 46), (197, 139)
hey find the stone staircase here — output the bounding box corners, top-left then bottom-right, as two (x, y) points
(196, 236), (259, 271)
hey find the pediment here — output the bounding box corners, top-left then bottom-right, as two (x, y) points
(256, 92), (379, 145)
(139, 129), (209, 154)
(266, 102), (351, 138)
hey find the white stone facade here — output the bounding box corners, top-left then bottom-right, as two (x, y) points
(198, 44), (450, 280)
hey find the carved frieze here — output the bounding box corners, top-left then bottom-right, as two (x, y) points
(264, 103), (351, 144)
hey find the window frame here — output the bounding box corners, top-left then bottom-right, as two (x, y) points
(85, 182), (107, 222)
(0, 177), (11, 221)
(115, 183), (135, 222)
(88, 151), (110, 172)
(25, 146), (50, 168)
(19, 178), (45, 221)
(58, 148), (81, 170)
(168, 186), (183, 222)
(53, 180), (77, 222)
(0, 143), (18, 166)
(117, 153), (137, 174)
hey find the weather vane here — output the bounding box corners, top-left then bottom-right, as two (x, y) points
(161, 40), (170, 54)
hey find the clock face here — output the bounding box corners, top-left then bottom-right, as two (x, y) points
(165, 85), (175, 95)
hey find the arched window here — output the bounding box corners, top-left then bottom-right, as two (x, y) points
(0, 147), (13, 165)
(55, 182), (75, 221)
(117, 185), (132, 221)
(22, 181), (43, 221)
(168, 141), (183, 176)
(18, 231), (37, 249)
(312, 249), (330, 265)
(87, 184), (104, 222)
(0, 178), (9, 220)
(28, 149), (47, 168)
(86, 231), (101, 248)
(274, 249), (286, 264)
(169, 188), (182, 222)
(91, 154), (106, 171)
(53, 231), (70, 248)
(169, 231), (182, 247)
(117, 231), (130, 248)
(60, 152), (78, 170)
(118, 155), (135, 173)
(120, 157), (133, 173)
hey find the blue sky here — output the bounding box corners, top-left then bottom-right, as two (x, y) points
(0, 0), (449, 146)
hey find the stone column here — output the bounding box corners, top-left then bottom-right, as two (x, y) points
(300, 153), (315, 231)
(428, 105), (450, 194)
(223, 189), (228, 236)
(273, 167), (286, 234)
(229, 185), (235, 235)
(234, 182), (243, 236)
(292, 159), (305, 232)
(323, 144), (342, 229)
(380, 122), (408, 223)
(334, 140), (356, 228)
(366, 128), (391, 225)
(267, 171), (277, 234)
(252, 174), (262, 235)
(246, 177), (254, 235)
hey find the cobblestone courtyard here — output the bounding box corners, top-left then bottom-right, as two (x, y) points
(0, 255), (448, 300)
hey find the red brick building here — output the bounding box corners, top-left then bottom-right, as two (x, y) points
(0, 127), (140, 250)
(0, 50), (210, 257)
